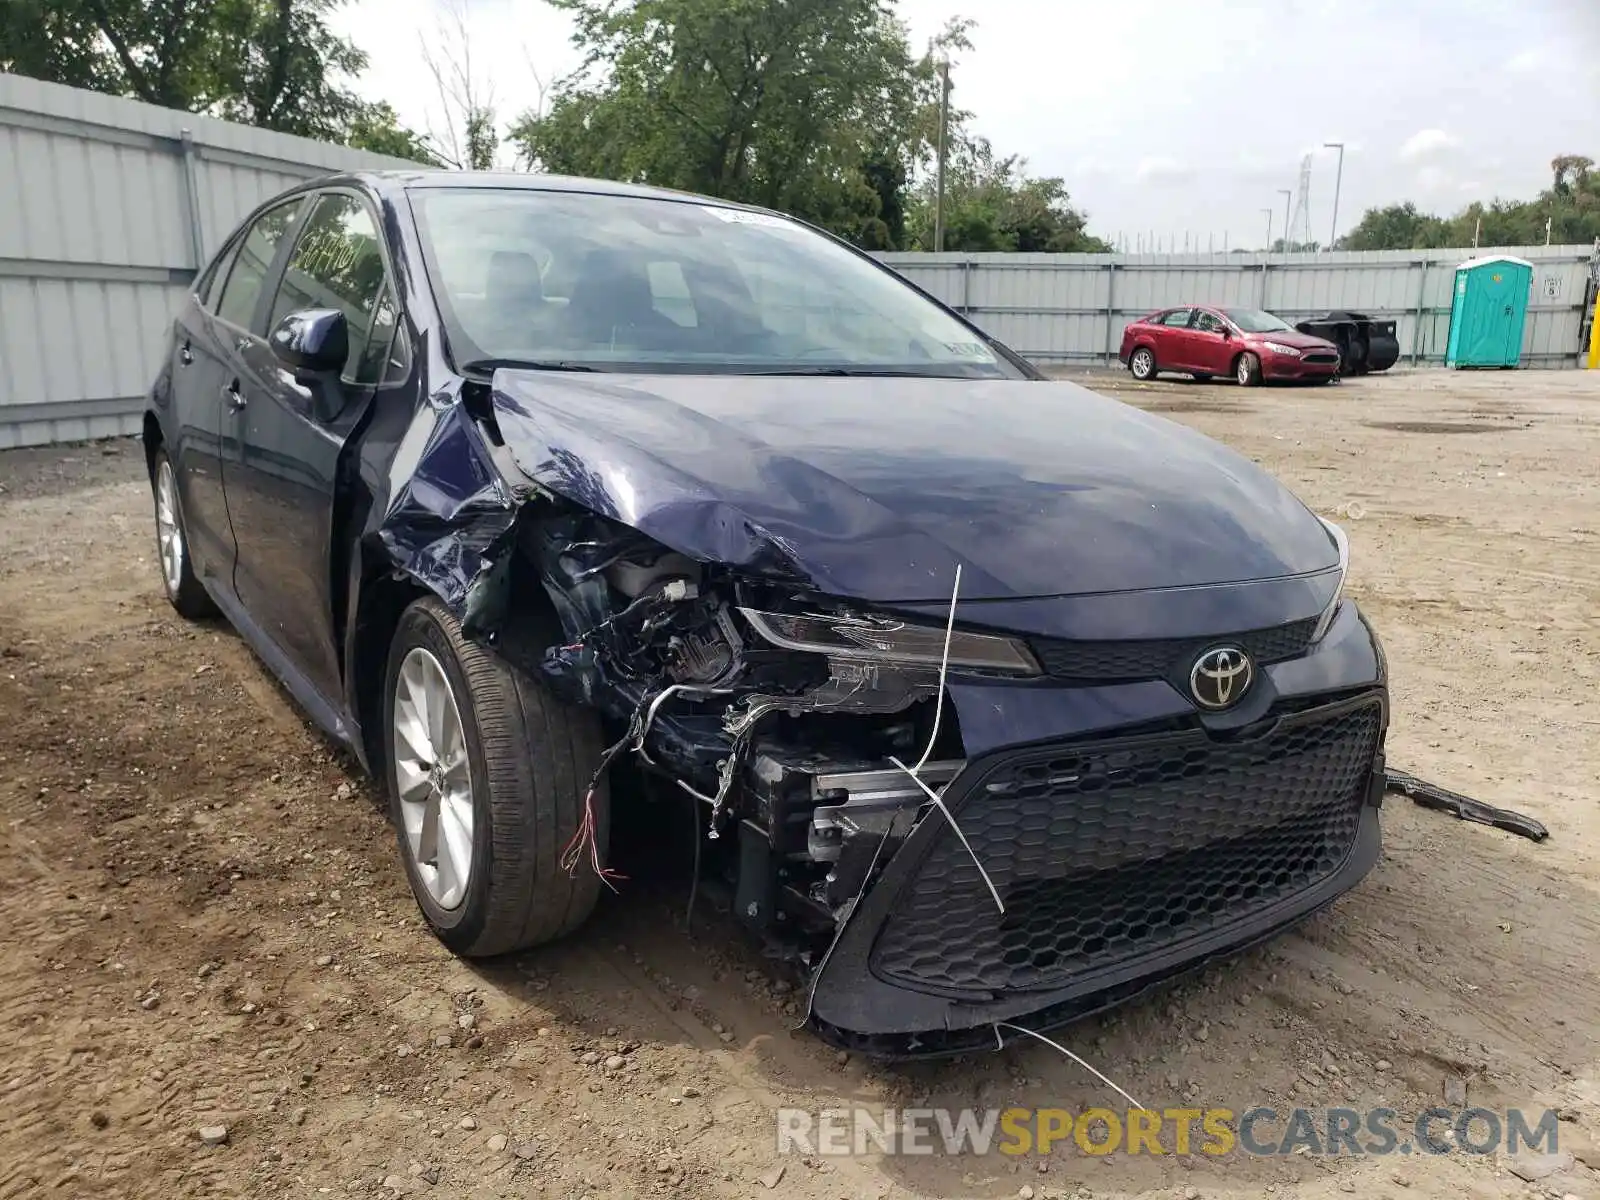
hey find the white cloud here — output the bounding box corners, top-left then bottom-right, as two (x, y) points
(1134, 156), (1191, 183)
(1398, 128), (1462, 162)
(1504, 47), (1543, 74)
(1415, 165), (1453, 193)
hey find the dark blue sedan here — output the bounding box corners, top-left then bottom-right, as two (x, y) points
(144, 172), (1388, 1056)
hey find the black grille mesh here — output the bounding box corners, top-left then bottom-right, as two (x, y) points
(870, 698), (1382, 995)
(1029, 618), (1318, 683)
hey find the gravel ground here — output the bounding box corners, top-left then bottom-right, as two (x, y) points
(1, 368), (1597, 1200)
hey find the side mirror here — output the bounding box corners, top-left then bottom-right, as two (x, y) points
(270, 309), (349, 421)
(270, 308), (348, 377)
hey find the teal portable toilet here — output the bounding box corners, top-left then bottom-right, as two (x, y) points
(1445, 255), (1533, 368)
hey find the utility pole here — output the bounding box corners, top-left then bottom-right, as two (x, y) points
(1278, 189), (1293, 252)
(1324, 141), (1345, 250)
(933, 57), (950, 253)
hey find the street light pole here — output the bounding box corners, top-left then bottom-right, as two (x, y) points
(1278, 189), (1293, 252)
(1324, 141), (1345, 250)
(933, 57), (950, 252)
(1262, 207), (1273, 250)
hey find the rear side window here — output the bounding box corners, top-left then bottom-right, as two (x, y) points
(215, 199), (304, 331)
(1159, 309), (1194, 327)
(268, 193), (392, 384)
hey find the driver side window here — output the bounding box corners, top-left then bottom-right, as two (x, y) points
(267, 193), (395, 385)
(1195, 311), (1226, 334)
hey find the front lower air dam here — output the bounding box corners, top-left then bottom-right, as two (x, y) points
(807, 690), (1387, 1058)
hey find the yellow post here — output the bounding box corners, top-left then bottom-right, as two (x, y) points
(1590, 296), (1600, 368)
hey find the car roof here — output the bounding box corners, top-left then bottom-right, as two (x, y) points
(324, 169), (764, 213)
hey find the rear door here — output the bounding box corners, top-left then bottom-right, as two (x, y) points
(175, 197), (307, 591)
(224, 189), (403, 708)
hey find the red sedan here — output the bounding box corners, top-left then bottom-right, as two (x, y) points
(1119, 306), (1342, 386)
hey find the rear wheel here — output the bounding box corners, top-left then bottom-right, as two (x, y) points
(151, 449), (217, 619)
(1129, 346), (1157, 381)
(1235, 352), (1263, 387)
(384, 597), (607, 957)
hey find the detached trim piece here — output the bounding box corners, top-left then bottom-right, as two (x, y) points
(1385, 768), (1549, 841)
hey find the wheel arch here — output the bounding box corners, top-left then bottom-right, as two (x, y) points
(141, 411), (163, 481)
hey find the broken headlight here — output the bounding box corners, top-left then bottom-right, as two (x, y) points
(1311, 516), (1349, 642)
(737, 608), (1040, 676)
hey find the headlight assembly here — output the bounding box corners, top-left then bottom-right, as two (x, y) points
(1311, 517), (1349, 642)
(1263, 341), (1303, 357)
(738, 607), (1040, 676)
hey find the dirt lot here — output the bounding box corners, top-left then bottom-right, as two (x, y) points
(1, 368), (1597, 1200)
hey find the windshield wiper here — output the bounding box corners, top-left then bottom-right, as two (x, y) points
(459, 357), (605, 376)
(742, 366), (951, 377)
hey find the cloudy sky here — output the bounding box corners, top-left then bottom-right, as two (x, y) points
(332, 0), (1599, 249)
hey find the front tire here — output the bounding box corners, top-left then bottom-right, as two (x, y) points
(1128, 346), (1157, 381)
(384, 596), (607, 957)
(1235, 352), (1263, 387)
(151, 449), (217, 619)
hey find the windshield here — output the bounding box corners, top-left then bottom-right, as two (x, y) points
(408, 187), (1016, 377)
(1223, 308), (1294, 333)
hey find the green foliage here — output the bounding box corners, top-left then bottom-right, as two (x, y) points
(905, 136), (1109, 253)
(0, 0), (430, 153)
(509, 0), (946, 246)
(346, 102), (441, 164)
(508, 2), (1102, 250)
(1339, 157), (1600, 249)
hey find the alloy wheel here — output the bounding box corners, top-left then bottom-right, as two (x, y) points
(1131, 349), (1154, 379)
(155, 460), (184, 597)
(392, 647), (476, 910)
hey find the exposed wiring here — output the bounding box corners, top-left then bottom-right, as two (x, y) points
(885, 562), (1004, 914)
(558, 698), (650, 891)
(889, 755), (1004, 914)
(912, 563), (961, 774)
(993, 1021), (1147, 1112)
(676, 778), (716, 930)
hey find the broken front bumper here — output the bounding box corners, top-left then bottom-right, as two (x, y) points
(808, 689), (1387, 1057)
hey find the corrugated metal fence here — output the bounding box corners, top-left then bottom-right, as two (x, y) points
(0, 73), (416, 449)
(880, 247), (1597, 370)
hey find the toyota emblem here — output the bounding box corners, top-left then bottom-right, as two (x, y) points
(1189, 646), (1254, 710)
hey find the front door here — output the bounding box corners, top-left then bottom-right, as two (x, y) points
(223, 190), (401, 708)
(1154, 307), (1196, 370)
(1191, 309), (1234, 374)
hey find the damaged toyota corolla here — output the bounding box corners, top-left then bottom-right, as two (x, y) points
(144, 172), (1388, 1056)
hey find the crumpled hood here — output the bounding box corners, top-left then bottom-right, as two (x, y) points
(490, 372), (1338, 603)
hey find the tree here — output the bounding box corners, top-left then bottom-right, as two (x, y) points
(1337, 202), (1451, 251)
(420, 0), (500, 170)
(0, 0), (430, 152)
(508, 0), (952, 246)
(1338, 156), (1600, 250)
(346, 102), (440, 164)
(904, 134), (1109, 253)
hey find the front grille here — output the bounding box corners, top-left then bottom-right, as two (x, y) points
(1030, 617), (1318, 683)
(870, 696), (1382, 995)
(1303, 353), (1340, 365)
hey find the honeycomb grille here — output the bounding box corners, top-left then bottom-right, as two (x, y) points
(870, 697), (1382, 995)
(1030, 617), (1318, 683)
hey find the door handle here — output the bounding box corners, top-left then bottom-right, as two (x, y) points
(223, 383), (247, 413)
(179, 342), (194, 366)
